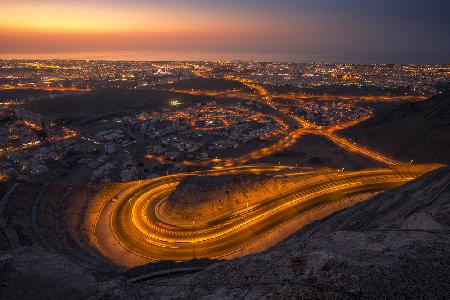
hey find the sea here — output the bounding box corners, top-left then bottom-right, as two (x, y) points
(0, 51), (447, 64)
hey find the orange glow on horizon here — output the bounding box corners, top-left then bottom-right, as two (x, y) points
(0, 1), (321, 56)
(1, 4), (199, 33)
(0, 2), (291, 35)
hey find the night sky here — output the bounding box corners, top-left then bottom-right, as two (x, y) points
(1, 0), (449, 62)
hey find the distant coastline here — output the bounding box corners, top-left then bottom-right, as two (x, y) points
(0, 51), (448, 64)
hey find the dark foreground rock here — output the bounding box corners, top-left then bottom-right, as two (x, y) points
(1, 167), (449, 299)
(0, 246), (97, 300)
(95, 166), (449, 299)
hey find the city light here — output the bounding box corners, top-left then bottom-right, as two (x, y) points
(169, 99), (183, 106)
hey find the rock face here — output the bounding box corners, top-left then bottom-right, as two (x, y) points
(0, 246), (97, 300)
(1, 167), (449, 299)
(165, 174), (286, 223)
(342, 92), (450, 164)
(98, 166), (450, 299)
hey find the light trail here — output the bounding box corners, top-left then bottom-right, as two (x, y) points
(0, 85), (91, 92)
(146, 68), (405, 167)
(161, 69), (402, 166)
(275, 93), (430, 102)
(90, 163), (441, 266)
(226, 74), (401, 165)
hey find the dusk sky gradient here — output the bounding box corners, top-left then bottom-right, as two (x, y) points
(1, 0), (449, 62)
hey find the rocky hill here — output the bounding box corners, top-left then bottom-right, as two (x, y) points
(108, 166), (450, 299)
(165, 174), (287, 224)
(341, 92), (450, 164)
(1, 166), (448, 299)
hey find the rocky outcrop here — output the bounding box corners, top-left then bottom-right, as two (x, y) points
(0, 246), (97, 300)
(341, 92), (450, 164)
(1, 167), (449, 299)
(98, 166), (450, 299)
(165, 174), (287, 223)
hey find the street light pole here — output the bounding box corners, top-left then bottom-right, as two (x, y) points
(192, 219), (195, 258)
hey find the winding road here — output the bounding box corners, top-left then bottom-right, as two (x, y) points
(87, 70), (434, 267)
(153, 70), (401, 167)
(90, 163), (440, 266)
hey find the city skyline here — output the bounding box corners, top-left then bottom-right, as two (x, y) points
(1, 0), (450, 63)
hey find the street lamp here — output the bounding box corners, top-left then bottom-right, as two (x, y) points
(192, 219), (196, 258)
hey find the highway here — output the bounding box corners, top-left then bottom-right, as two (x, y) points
(0, 85), (91, 92)
(87, 70), (434, 266)
(229, 75), (400, 165)
(91, 163), (440, 265)
(154, 72), (401, 167)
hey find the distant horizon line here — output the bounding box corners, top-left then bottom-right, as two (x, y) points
(0, 50), (449, 65)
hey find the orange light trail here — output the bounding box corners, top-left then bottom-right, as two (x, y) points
(88, 163), (442, 266)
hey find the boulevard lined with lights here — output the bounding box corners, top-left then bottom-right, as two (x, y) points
(201, 71), (401, 166)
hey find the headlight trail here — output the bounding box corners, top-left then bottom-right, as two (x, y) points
(88, 163), (441, 267)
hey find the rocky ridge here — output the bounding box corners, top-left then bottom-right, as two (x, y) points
(0, 167), (449, 299)
(102, 166), (450, 299)
(165, 174), (288, 223)
(341, 92), (450, 164)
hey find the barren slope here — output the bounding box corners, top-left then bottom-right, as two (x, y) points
(1, 167), (449, 299)
(341, 92), (450, 164)
(102, 166), (450, 299)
